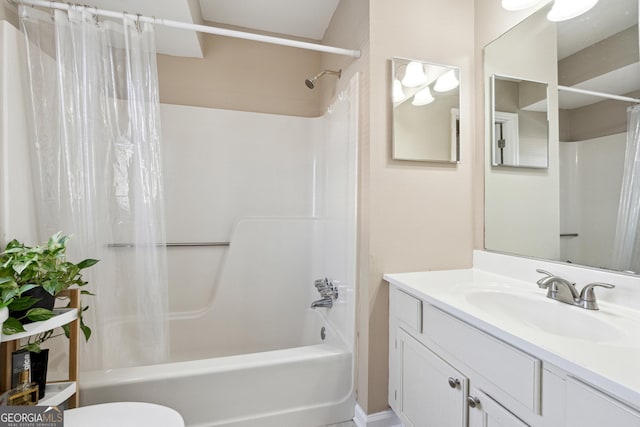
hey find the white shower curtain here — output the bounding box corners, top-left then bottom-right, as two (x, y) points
(19, 5), (169, 370)
(613, 105), (640, 273)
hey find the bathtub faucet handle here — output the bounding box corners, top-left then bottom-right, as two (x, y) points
(311, 278), (339, 309)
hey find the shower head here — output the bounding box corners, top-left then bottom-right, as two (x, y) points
(304, 69), (342, 89)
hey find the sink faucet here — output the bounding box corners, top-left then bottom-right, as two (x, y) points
(535, 269), (615, 310)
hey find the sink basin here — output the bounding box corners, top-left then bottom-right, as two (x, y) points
(463, 289), (629, 343)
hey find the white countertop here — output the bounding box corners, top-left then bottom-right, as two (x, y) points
(384, 268), (640, 410)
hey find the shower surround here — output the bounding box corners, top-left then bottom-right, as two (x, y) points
(82, 80), (359, 426)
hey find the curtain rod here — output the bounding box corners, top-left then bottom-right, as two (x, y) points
(558, 85), (640, 104)
(11, 0), (361, 58)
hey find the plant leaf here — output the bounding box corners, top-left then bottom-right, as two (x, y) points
(25, 307), (56, 322)
(62, 323), (70, 339)
(80, 322), (91, 341)
(9, 296), (39, 311)
(25, 343), (41, 353)
(0, 276), (14, 285)
(3, 317), (25, 335)
(80, 290), (95, 296)
(43, 279), (58, 295)
(17, 284), (38, 294)
(77, 259), (99, 269)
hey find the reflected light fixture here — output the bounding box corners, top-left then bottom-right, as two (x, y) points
(547, 0), (598, 22)
(412, 87), (434, 106)
(434, 70), (459, 92)
(401, 61), (428, 87)
(393, 79), (406, 103)
(501, 0), (541, 11)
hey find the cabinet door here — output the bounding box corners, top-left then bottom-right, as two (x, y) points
(396, 328), (468, 427)
(565, 378), (640, 427)
(468, 387), (529, 427)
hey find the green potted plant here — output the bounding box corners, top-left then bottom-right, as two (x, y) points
(0, 232), (97, 397)
(0, 232), (97, 337)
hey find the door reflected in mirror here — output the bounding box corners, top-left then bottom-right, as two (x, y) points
(491, 75), (549, 168)
(392, 58), (460, 163)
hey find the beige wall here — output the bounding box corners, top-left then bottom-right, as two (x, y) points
(157, 32), (324, 117)
(561, 89), (640, 141)
(0, 3), (17, 28)
(366, 0), (475, 413)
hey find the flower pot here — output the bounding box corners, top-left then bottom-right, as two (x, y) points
(11, 287), (55, 324)
(29, 349), (49, 399)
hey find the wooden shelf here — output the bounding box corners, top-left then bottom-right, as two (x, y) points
(1, 309), (78, 342)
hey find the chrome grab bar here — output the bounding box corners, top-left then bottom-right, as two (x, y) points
(108, 242), (230, 248)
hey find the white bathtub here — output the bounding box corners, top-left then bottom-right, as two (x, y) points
(80, 310), (355, 427)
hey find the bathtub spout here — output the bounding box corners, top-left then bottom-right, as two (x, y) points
(311, 278), (339, 309)
(311, 297), (334, 309)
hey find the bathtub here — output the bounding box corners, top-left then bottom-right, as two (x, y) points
(80, 309), (355, 427)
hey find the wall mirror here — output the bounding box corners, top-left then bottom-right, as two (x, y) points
(484, 0), (640, 274)
(491, 75), (549, 168)
(391, 57), (460, 163)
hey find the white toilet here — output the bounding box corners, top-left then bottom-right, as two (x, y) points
(64, 402), (185, 427)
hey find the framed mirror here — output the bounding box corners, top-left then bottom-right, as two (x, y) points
(491, 75), (549, 168)
(484, 0), (640, 274)
(391, 57), (460, 163)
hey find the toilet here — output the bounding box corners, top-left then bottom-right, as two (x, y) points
(64, 402), (185, 427)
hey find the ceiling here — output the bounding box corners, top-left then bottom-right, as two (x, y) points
(75, 0), (340, 58)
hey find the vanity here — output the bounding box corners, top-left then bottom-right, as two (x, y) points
(385, 252), (640, 427)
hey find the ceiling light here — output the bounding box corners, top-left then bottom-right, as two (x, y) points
(412, 87), (434, 106)
(393, 79), (406, 103)
(401, 61), (427, 88)
(434, 70), (459, 92)
(501, 0), (541, 11)
(547, 0), (598, 22)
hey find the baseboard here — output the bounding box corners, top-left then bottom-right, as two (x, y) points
(353, 404), (402, 427)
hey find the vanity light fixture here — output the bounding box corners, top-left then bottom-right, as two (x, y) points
(546, 0), (598, 22)
(393, 79), (406, 102)
(501, 0), (541, 11)
(412, 86), (434, 106)
(401, 61), (428, 87)
(501, 0), (599, 22)
(434, 70), (459, 92)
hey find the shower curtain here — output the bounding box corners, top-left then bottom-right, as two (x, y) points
(613, 105), (640, 273)
(19, 6), (169, 370)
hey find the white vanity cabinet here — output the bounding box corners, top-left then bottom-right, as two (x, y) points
(388, 281), (640, 427)
(389, 286), (533, 427)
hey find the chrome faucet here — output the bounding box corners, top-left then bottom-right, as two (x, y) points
(535, 269), (614, 310)
(311, 278), (339, 309)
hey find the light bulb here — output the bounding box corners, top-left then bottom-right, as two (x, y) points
(401, 62), (427, 88)
(393, 79), (406, 103)
(547, 0), (598, 22)
(501, 0), (541, 11)
(412, 87), (434, 106)
(434, 70), (459, 92)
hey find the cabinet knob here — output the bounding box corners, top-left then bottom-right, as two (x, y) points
(468, 395), (480, 408)
(447, 377), (460, 389)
